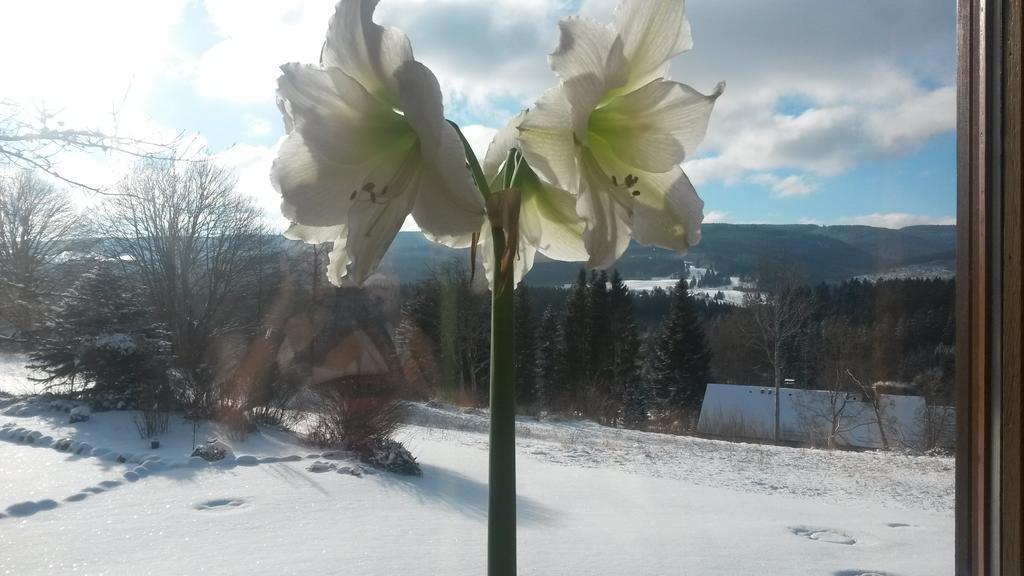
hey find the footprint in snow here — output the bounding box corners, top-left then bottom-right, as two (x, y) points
(789, 526), (857, 545)
(5, 499), (58, 517)
(194, 498), (248, 511)
(834, 571), (896, 576)
(885, 522), (916, 528)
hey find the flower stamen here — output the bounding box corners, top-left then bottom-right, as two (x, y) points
(350, 182), (390, 205)
(611, 172), (642, 198)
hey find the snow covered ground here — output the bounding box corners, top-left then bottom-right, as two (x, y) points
(0, 379), (954, 575)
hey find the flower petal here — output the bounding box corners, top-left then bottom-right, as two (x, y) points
(613, 0), (692, 90)
(322, 0), (413, 104)
(392, 60), (486, 243)
(550, 16), (625, 86)
(518, 87), (578, 193)
(412, 122), (488, 245)
(344, 157), (421, 285)
(284, 224), (352, 287)
(518, 168), (589, 263)
(393, 60), (447, 164)
(277, 63), (409, 165)
(273, 131), (365, 226)
(576, 149), (633, 268)
(273, 63), (426, 228)
(549, 16), (629, 143)
(284, 223), (346, 244)
(630, 166), (704, 253)
(325, 241), (354, 285)
(589, 79), (723, 172)
(588, 144), (704, 254)
(483, 111), (525, 183)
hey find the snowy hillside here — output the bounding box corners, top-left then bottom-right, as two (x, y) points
(0, 388), (954, 575)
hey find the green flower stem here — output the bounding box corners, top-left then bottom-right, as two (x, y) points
(449, 120), (517, 576)
(488, 221), (517, 576)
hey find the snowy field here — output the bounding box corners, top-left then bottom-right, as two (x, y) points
(623, 278), (749, 306)
(0, 373), (953, 575)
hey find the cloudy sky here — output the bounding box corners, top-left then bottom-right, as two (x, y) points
(3, 0), (957, 229)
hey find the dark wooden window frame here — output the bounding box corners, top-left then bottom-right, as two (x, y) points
(957, 0), (1022, 574)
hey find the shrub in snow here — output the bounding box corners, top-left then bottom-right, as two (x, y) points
(306, 368), (415, 472)
(133, 377), (175, 440)
(191, 439), (233, 462)
(133, 408), (170, 440)
(69, 406), (90, 423)
(361, 438), (421, 476)
(211, 405), (257, 441)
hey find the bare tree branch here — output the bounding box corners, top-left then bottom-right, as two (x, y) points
(0, 100), (201, 196)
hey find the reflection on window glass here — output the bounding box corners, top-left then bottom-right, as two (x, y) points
(0, 0), (955, 574)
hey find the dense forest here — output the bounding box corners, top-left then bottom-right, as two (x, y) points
(397, 261), (956, 432)
(0, 166), (956, 451)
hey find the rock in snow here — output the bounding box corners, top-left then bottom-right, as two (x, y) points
(306, 461), (337, 473)
(69, 406), (90, 423)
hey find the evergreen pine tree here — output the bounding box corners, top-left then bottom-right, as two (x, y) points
(536, 306), (563, 412)
(621, 341), (650, 429)
(562, 268), (589, 412)
(608, 270), (645, 427)
(514, 284), (538, 411)
(584, 270), (611, 416)
(650, 279), (713, 419)
(29, 263), (166, 401)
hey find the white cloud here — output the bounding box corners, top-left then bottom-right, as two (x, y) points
(1, 1), (190, 130)
(704, 210), (730, 224)
(460, 125), (499, 160)
(244, 115), (275, 137)
(837, 213), (956, 229)
(3, 0), (957, 229)
(190, 0), (955, 199)
(685, 82), (954, 188)
(194, 0), (565, 121)
(215, 142), (287, 230)
(665, 0), (956, 192)
(748, 173), (817, 198)
(194, 0), (334, 104)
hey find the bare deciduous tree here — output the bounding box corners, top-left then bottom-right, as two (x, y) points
(741, 258), (813, 442)
(845, 369), (891, 450)
(0, 171), (78, 334)
(97, 160), (269, 412)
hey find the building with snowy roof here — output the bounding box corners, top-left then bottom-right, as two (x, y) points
(697, 383), (956, 451)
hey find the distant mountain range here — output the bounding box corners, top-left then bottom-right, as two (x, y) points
(374, 224), (956, 286)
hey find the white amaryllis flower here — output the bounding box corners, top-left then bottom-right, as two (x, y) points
(518, 0), (723, 268)
(272, 0), (486, 285)
(477, 112), (588, 286)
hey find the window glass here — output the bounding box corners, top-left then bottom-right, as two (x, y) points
(0, 1), (956, 574)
